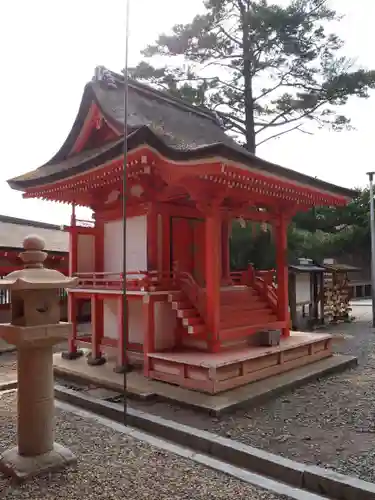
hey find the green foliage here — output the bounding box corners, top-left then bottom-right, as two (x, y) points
(293, 188), (369, 233)
(230, 188), (370, 268)
(127, 0), (375, 152)
(230, 221), (276, 269)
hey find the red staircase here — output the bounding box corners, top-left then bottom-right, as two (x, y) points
(168, 290), (207, 336)
(219, 287), (283, 340)
(168, 273), (283, 346)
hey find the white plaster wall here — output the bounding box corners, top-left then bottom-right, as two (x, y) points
(154, 302), (177, 350)
(77, 234), (95, 273)
(104, 220), (123, 273)
(129, 300), (144, 345)
(295, 274), (311, 304)
(103, 299), (118, 339)
(103, 216), (147, 274)
(103, 298), (145, 345)
(103, 298), (177, 351)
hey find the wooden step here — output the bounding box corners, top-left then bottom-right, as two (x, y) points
(176, 308), (199, 319)
(221, 301), (269, 312)
(171, 301), (191, 310)
(182, 317), (205, 327)
(219, 321), (285, 341)
(168, 291), (184, 302)
(220, 315), (278, 329)
(220, 294), (260, 305)
(220, 309), (276, 324)
(187, 324), (206, 335)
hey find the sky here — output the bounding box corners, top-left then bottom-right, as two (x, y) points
(0, 0), (374, 225)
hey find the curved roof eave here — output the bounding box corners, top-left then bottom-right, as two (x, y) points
(8, 126), (356, 201)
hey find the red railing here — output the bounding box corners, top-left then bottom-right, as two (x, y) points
(230, 266), (278, 314)
(176, 272), (207, 320)
(74, 271), (177, 292)
(229, 266), (255, 286)
(254, 272), (278, 314)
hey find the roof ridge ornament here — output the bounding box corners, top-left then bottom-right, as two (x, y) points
(93, 66), (118, 89)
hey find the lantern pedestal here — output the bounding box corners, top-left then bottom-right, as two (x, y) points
(0, 236), (79, 481)
(0, 326), (78, 482)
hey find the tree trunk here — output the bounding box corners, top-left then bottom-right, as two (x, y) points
(241, 8), (256, 154)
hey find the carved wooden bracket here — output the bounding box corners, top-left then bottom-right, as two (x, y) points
(183, 179), (227, 215)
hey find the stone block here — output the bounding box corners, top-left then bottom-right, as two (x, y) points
(303, 465), (375, 500)
(0, 443), (76, 481)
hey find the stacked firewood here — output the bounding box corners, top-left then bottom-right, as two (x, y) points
(323, 272), (351, 323)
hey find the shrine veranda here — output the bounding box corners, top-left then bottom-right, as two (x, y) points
(7, 67), (356, 394)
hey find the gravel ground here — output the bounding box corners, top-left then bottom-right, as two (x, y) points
(0, 392), (288, 500)
(128, 302), (375, 482)
(0, 352), (17, 384)
(2, 303), (375, 483)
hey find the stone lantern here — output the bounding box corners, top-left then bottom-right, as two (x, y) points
(0, 235), (79, 481)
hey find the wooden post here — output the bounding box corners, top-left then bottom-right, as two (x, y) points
(221, 218), (231, 283)
(63, 205), (81, 360)
(68, 206), (78, 277)
(64, 203), (79, 360)
(61, 292), (83, 360)
(114, 293), (128, 372)
(288, 272), (297, 330)
(275, 212), (290, 337)
(205, 208), (222, 352)
(319, 271), (325, 324)
(87, 295), (105, 365)
(143, 295), (155, 377)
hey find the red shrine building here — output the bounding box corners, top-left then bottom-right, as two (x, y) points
(8, 67), (355, 394)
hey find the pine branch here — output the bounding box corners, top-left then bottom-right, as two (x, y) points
(256, 124), (313, 147)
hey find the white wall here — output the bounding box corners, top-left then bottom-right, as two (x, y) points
(103, 298), (144, 345)
(295, 273), (311, 304)
(103, 299), (118, 339)
(102, 297), (177, 352)
(154, 302), (177, 350)
(103, 216), (147, 274)
(77, 234), (95, 273)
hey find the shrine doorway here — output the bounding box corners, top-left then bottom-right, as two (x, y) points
(171, 217), (206, 285)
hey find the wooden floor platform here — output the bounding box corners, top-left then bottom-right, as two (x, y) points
(52, 347), (356, 414)
(148, 332), (333, 393)
(53, 331), (334, 396)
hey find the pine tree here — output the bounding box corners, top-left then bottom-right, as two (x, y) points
(128, 0), (375, 153)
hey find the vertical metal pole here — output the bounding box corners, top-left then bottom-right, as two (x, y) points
(367, 172), (375, 327)
(122, 0), (130, 424)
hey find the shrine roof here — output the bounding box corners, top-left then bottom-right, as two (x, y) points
(323, 263), (360, 272)
(8, 67), (356, 201)
(289, 264), (325, 273)
(0, 215), (68, 253)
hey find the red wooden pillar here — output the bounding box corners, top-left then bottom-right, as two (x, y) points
(114, 293), (129, 372)
(69, 204), (78, 277)
(205, 208), (222, 352)
(62, 202), (83, 360)
(275, 213), (290, 337)
(62, 292), (83, 360)
(87, 295), (106, 365)
(221, 218), (231, 283)
(143, 295), (155, 377)
(94, 217), (105, 352)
